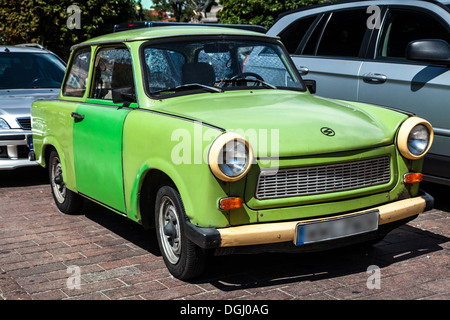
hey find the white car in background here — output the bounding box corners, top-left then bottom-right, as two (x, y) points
(268, 0), (450, 185)
(0, 44), (66, 169)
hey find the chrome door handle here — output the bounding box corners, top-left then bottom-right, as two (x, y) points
(296, 66), (309, 75)
(362, 73), (387, 83)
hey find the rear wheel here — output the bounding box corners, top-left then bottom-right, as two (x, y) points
(48, 150), (83, 214)
(155, 186), (206, 280)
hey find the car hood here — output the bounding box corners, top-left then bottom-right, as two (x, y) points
(153, 90), (409, 157)
(0, 89), (60, 118)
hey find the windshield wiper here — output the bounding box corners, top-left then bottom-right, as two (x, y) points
(152, 83), (223, 95)
(215, 78), (277, 90)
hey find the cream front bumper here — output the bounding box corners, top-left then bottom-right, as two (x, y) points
(185, 192), (433, 249)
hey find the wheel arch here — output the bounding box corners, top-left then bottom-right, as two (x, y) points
(40, 139), (77, 192)
(138, 168), (177, 230)
(43, 144), (57, 169)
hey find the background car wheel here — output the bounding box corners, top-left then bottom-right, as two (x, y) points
(48, 150), (83, 214)
(155, 186), (206, 280)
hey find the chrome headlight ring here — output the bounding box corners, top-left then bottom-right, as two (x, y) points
(397, 117), (434, 160)
(208, 132), (253, 182)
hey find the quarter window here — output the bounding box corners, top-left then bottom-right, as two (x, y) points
(377, 9), (450, 59)
(62, 48), (91, 97)
(91, 47), (134, 101)
(316, 9), (368, 57)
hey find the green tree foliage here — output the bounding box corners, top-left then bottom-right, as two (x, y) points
(219, 0), (333, 28)
(0, 0), (137, 61)
(151, 0), (215, 22)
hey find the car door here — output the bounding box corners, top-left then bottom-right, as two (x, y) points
(73, 45), (136, 213)
(357, 6), (450, 181)
(287, 8), (371, 100)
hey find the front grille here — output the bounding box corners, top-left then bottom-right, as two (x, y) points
(16, 117), (31, 130)
(256, 157), (391, 200)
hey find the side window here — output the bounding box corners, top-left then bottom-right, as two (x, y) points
(62, 48), (91, 97)
(302, 14), (328, 55)
(316, 9), (368, 57)
(377, 9), (450, 59)
(91, 46), (134, 101)
(279, 15), (317, 54)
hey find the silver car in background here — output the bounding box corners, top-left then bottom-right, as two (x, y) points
(268, 0), (450, 185)
(0, 44), (66, 169)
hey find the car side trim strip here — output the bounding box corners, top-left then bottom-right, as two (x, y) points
(135, 108), (226, 132)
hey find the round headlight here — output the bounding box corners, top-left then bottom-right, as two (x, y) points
(208, 132), (253, 182)
(398, 117), (433, 160)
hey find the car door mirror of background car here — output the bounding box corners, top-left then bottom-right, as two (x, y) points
(406, 39), (450, 66)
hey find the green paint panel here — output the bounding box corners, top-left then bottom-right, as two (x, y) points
(31, 100), (79, 191)
(152, 90), (408, 157)
(73, 101), (130, 213)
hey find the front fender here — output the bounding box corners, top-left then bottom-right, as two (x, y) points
(122, 109), (231, 227)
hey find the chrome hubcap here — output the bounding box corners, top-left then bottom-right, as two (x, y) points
(158, 196), (181, 264)
(51, 157), (66, 203)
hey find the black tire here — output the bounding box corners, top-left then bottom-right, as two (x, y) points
(155, 186), (206, 280)
(48, 150), (83, 214)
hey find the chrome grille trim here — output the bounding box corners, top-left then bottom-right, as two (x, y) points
(256, 157), (391, 200)
(16, 117), (31, 130)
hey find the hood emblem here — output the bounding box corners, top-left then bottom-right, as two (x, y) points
(320, 127), (335, 136)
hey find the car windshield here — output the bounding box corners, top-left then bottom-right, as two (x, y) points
(0, 52), (65, 89)
(143, 38), (304, 97)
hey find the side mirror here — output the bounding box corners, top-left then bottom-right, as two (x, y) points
(112, 87), (137, 104)
(303, 79), (316, 94)
(406, 39), (450, 65)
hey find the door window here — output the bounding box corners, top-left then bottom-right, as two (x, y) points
(91, 47), (134, 101)
(278, 15), (318, 54)
(377, 9), (450, 59)
(316, 9), (368, 57)
(62, 47), (91, 97)
(302, 14), (328, 55)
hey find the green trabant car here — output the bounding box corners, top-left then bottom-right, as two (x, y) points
(31, 26), (434, 280)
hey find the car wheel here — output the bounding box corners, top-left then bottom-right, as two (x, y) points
(155, 186), (206, 280)
(49, 150), (83, 214)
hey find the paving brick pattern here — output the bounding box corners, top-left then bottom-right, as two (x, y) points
(0, 167), (449, 300)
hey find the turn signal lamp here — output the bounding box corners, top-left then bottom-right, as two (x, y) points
(219, 197), (243, 210)
(404, 173), (423, 184)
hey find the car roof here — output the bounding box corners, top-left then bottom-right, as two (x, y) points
(71, 25), (279, 51)
(275, 0), (450, 20)
(0, 45), (54, 54)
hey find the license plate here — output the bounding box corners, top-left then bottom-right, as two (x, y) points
(27, 135), (34, 150)
(295, 210), (379, 246)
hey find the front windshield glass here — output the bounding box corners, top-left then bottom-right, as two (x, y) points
(0, 52), (65, 89)
(143, 39), (304, 97)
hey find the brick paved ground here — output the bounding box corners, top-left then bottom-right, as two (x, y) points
(0, 167), (448, 301)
